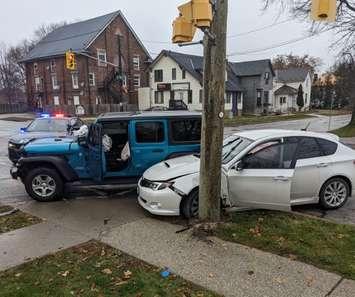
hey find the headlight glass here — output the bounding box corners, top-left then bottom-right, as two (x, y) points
(141, 179), (173, 191)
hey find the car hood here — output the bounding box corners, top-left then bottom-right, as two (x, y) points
(24, 137), (76, 155)
(143, 154), (200, 181)
(9, 132), (68, 143)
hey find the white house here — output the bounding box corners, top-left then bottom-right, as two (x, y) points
(273, 68), (312, 113)
(139, 50), (244, 114)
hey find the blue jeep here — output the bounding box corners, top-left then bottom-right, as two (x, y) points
(10, 111), (201, 202)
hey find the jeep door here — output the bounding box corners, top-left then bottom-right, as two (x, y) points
(130, 120), (168, 174)
(87, 123), (103, 182)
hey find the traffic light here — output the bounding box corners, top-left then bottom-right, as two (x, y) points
(311, 0), (337, 22)
(172, 0), (213, 44)
(66, 51), (76, 70)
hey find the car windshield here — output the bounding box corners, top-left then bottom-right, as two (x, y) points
(26, 118), (69, 132)
(222, 135), (253, 164)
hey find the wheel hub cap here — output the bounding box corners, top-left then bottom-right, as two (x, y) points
(324, 181), (347, 207)
(32, 175), (56, 198)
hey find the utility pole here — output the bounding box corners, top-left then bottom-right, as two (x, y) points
(199, 0), (228, 222)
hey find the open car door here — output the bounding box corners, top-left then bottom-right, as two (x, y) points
(87, 123), (103, 182)
(226, 138), (298, 212)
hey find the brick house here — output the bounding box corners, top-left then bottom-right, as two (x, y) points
(22, 11), (151, 114)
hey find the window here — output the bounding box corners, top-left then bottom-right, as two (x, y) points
(264, 72), (270, 84)
(51, 74), (59, 90)
(133, 74), (140, 89)
(316, 138), (338, 156)
(199, 89), (203, 103)
(280, 97), (286, 105)
(154, 91), (164, 104)
(133, 55), (140, 70)
(295, 137), (322, 160)
(172, 68), (177, 80)
(222, 136), (253, 165)
(89, 73), (95, 86)
(97, 49), (107, 67)
(170, 119), (201, 143)
(256, 90), (262, 107)
(136, 122), (164, 143)
(73, 95), (80, 106)
(305, 93), (308, 104)
(243, 138), (298, 169)
(122, 74), (127, 87)
(53, 96), (60, 106)
(33, 63), (38, 76)
(188, 90), (193, 104)
(35, 77), (41, 91)
(50, 60), (56, 72)
(154, 70), (163, 82)
(264, 91), (269, 104)
(72, 73), (79, 89)
(225, 93), (232, 104)
(182, 70), (186, 79)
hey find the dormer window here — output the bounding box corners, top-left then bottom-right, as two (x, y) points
(264, 72), (270, 85)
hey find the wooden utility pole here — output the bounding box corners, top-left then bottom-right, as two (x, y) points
(199, 0), (228, 221)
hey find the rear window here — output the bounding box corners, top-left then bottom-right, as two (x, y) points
(136, 122), (164, 143)
(170, 119), (201, 143)
(316, 138), (338, 156)
(295, 137), (322, 160)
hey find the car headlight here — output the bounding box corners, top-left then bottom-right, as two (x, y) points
(8, 142), (15, 148)
(141, 179), (173, 191)
(18, 139), (31, 145)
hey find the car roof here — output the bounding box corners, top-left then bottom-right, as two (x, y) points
(34, 117), (70, 120)
(97, 111), (201, 121)
(234, 129), (340, 142)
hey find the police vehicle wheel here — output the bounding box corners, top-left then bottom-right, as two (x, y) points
(24, 167), (64, 202)
(181, 189), (199, 219)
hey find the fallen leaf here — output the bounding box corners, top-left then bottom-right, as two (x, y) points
(288, 254), (297, 261)
(61, 271), (70, 277)
(247, 270), (254, 276)
(123, 270), (132, 280)
(102, 268), (112, 275)
(15, 273), (21, 277)
(306, 276), (315, 287)
(101, 248), (106, 257)
(337, 234), (345, 239)
(208, 273), (214, 278)
(115, 281), (128, 286)
(274, 277), (284, 284)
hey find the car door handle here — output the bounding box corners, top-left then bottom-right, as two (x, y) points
(273, 176), (289, 182)
(152, 149), (164, 153)
(317, 163), (329, 168)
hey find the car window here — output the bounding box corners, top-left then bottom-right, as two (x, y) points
(222, 136), (253, 164)
(170, 119), (201, 143)
(243, 138), (298, 169)
(136, 122), (164, 143)
(26, 118), (69, 132)
(316, 138), (338, 156)
(295, 137), (322, 160)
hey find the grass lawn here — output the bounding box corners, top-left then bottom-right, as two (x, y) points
(0, 205), (41, 234)
(332, 124), (355, 138)
(216, 210), (355, 280)
(224, 113), (315, 127)
(0, 241), (219, 297)
(314, 109), (351, 117)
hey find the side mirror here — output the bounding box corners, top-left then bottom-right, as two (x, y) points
(78, 135), (87, 146)
(233, 160), (244, 172)
(20, 127), (27, 133)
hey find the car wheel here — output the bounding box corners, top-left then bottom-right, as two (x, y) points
(24, 167), (64, 202)
(181, 189), (199, 218)
(319, 177), (350, 209)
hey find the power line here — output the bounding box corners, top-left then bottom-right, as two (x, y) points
(227, 29), (331, 57)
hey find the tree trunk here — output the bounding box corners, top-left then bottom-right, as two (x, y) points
(199, 0), (228, 222)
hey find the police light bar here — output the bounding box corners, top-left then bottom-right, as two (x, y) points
(39, 113), (50, 118)
(55, 113), (65, 118)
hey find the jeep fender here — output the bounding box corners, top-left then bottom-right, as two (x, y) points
(18, 156), (79, 182)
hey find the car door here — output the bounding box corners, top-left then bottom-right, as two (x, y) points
(291, 137), (327, 202)
(227, 137), (298, 211)
(87, 123), (103, 182)
(130, 120), (168, 174)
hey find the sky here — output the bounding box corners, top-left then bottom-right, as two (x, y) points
(0, 0), (338, 72)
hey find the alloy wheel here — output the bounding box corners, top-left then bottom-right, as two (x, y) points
(324, 181), (347, 208)
(32, 175), (56, 198)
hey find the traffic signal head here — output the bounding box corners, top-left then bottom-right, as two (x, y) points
(172, 16), (196, 43)
(192, 0), (212, 28)
(311, 0), (336, 22)
(66, 51), (76, 70)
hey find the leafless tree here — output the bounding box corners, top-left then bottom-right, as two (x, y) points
(273, 53), (322, 72)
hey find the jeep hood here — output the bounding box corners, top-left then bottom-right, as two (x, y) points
(24, 137), (76, 155)
(9, 132), (68, 144)
(143, 154), (200, 181)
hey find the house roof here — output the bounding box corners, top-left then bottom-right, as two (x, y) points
(275, 68), (309, 83)
(22, 11), (150, 62)
(274, 85), (298, 96)
(152, 51), (274, 87)
(229, 59), (275, 77)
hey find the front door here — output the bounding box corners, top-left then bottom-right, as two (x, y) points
(87, 123), (103, 182)
(130, 120), (168, 175)
(227, 137), (298, 211)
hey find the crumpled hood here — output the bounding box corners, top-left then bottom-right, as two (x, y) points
(143, 154), (200, 181)
(9, 131), (68, 144)
(24, 137), (76, 155)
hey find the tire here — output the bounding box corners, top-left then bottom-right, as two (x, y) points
(319, 177), (350, 210)
(24, 167), (64, 202)
(181, 189), (199, 219)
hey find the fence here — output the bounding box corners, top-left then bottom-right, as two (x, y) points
(0, 103), (29, 114)
(41, 104), (138, 116)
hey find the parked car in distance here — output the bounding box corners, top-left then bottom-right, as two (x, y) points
(138, 129), (355, 218)
(8, 114), (84, 163)
(10, 111), (201, 202)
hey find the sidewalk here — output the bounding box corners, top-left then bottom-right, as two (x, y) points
(102, 218), (355, 297)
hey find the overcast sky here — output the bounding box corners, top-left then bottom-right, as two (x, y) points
(0, 0), (337, 72)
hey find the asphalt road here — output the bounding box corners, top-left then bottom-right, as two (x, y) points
(0, 114), (354, 226)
